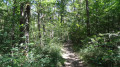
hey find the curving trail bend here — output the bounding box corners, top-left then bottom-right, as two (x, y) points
(61, 41), (88, 67)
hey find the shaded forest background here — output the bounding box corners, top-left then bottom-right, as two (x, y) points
(0, 0), (120, 67)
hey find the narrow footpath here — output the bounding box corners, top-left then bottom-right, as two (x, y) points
(61, 41), (88, 67)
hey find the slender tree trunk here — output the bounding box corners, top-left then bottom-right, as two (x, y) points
(24, 3), (30, 57)
(118, 15), (120, 31)
(60, 0), (64, 23)
(95, 0), (98, 34)
(73, 0), (75, 11)
(61, 14), (63, 23)
(107, 15), (110, 33)
(42, 14), (45, 36)
(37, 1), (41, 39)
(58, 14), (59, 21)
(25, 4), (30, 44)
(20, 3), (25, 43)
(20, 3), (30, 44)
(11, 0), (16, 66)
(85, 0), (90, 36)
(12, 0), (16, 44)
(112, 15), (114, 32)
(43, 22), (45, 36)
(117, 0), (120, 31)
(38, 12), (41, 38)
(60, 14), (63, 23)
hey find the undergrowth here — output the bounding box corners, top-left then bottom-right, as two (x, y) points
(0, 37), (65, 67)
(79, 33), (120, 67)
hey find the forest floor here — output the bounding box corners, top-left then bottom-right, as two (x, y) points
(61, 41), (88, 67)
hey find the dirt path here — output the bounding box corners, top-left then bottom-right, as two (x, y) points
(61, 41), (88, 67)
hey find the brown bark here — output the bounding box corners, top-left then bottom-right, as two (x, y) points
(73, 0), (75, 11)
(85, 0), (90, 36)
(107, 15), (110, 33)
(60, 0), (64, 23)
(12, 0), (16, 44)
(38, 12), (41, 38)
(61, 14), (63, 23)
(20, 3), (25, 43)
(11, 0), (16, 66)
(19, 3), (30, 44)
(43, 22), (45, 36)
(25, 4), (30, 44)
(24, 3), (30, 56)
(95, 0), (98, 34)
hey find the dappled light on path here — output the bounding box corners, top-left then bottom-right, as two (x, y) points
(61, 41), (88, 67)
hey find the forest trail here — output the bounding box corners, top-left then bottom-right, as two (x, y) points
(61, 41), (88, 67)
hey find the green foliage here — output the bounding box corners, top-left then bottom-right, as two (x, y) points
(1, 0), (120, 67)
(0, 30), (12, 53)
(69, 23), (86, 44)
(0, 39), (64, 67)
(31, 39), (64, 67)
(80, 33), (120, 67)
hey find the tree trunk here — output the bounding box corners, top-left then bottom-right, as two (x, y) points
(20, 3), (30, 44)
(85, 0), (90, 36)
(20, 3), (25, 43)
(61, 14), (63, 23)
(43, 22), (45, 36)
(25, 4), (30, 44)
(107, 15), (110, 33)
(60, 0), (64, 23)
(38, 12), (41, 38)
(73, 0), (75, 11)
(24, 3), (30, 57)
(11, 0), (16, 66)
(12, 0), (16, 44)
(95, 0), (98, 34)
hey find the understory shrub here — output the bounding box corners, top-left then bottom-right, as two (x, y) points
(80, 33), (120, 67)
(0, 38), (64, 67)
(33, 42), (64, 67)
(69, 23), (86, 44)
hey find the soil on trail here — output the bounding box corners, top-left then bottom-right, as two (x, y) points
(61, 41), (88, 67)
